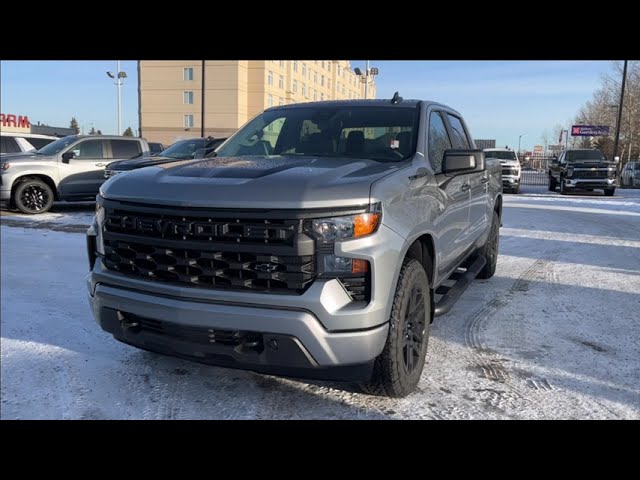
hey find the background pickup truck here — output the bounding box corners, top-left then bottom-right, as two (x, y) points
(548, 148), (617, 196)
(1, 135), (149, 214)
(87, 96), (502, 397)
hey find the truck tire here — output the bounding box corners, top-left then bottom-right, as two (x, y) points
(513, 185), (520, 194)
(604, 188), (615, 196)
(477, 210), (500, 279)
(362, 258), (431, 398)
(548, 174), (557, 191)
(13, 178), (54, 214)
(560, 178), (568, 195)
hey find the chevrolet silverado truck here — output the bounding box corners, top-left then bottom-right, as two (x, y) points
(1, 135), (150, 214)
(86, 96), (502, 397)
(549, 148), (617, 196)
(484, 148), (521, 194)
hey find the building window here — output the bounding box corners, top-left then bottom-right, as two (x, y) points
(315, 60), (318, 66)
(293, 61), (298, 72)
(302, 63), (307, 77)
(338, 65), (342, 76)
(322, 61), (325, 69)
(183, 67), (194, 81)
(268, 70), (273, 86)
(183, 91), (194, 104)
(279, 60), (285, 67)
(321, 75), (325, 87)
(184, 114), (194, 128)
(279, 75), (284, 89)
(327, 62), (331, 72)
(327, 80), (331, 90)
(342, 84), (345, 94)
(320, 93), (324, 101)
(314, 72), (318, 84)
(302, 83), (307, 97)
(293, 80), (298, 94)
(267, 94), (273, 108)
(279, 98), (284, 106)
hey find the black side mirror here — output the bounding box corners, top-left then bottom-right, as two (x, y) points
(61, 151), (75, 163)
(442, 149), (485, 175)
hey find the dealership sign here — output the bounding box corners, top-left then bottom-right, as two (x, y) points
(0, 113), (31, 129)
(571, 125), (610, 136)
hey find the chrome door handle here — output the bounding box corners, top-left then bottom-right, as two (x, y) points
(95, 163), (107, 167)
(480, 177), (489, 183)
(461, 184), (470, 192)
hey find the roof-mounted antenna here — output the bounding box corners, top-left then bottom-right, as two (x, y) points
(391, 91), (403, 104)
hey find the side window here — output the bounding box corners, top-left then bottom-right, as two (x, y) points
(26, 138), (54, 150)
(70, 140), (105, 159)
(428, 111), (452, 174)
(445, 114), (470, 149)
(110, 140), (142, 159)
(1, 136), (21, 154)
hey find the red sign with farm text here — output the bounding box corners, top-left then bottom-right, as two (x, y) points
(0, 113), (31, 129)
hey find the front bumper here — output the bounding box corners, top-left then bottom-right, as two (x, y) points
(86, 222), (407, 379)
(1, 186), (10, 202)
(502, 176), (520, 189)
(563, 178), (617, 189)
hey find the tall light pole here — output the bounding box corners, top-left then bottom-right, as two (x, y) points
(612, 60), (628, 163)
(354, 61), (379, 99)
(106, 61), (127, 135)
(518, 134), (527, 156)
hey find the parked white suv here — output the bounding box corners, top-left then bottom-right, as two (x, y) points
(1, 132), (58, 155)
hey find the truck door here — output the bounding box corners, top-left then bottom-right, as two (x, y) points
(58, 139), (109, 197)
(444, 112), (488, 245)
(428, 110), (471, 277)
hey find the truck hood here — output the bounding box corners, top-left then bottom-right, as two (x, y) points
(106, 155), (183, 171)
(497, 159), (520, 167)
(0, 152), (48, 162)
(101, 155), (405, 209)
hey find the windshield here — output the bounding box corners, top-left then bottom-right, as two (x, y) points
(160, 139), (206, 159)
(216, 105), (420, 162)
(565, 150), (606, 162)
(35, 136), (78, 156)
(485, 150), (517, 160)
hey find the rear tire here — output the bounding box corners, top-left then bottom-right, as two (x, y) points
(477, 210), (500, 279)
(604, 188), (615, 197)
(361, 258), (431, 398)
(13, 179), (54, 214)
(548, 174), (557, 191)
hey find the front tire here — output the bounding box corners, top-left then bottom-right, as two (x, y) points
(560, 178), (568, 195)
(13, 179), (54, 214)
(477, 210), (500, 279)
(362, 258), (431, 398)
(604, 188), (615, 197)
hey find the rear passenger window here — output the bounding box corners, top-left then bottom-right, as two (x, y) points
(428, 111), (452, 174)
(110, 140), (142, 159)
(1, 136), (21, 154)
(445, 114), (470, 149)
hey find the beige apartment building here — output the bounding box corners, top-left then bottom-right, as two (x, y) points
(138, 60), (376, 145)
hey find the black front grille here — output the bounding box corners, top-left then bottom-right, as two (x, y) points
(502, 168), (518, 176)
(572, 169), (608, 179)
(102, 205), (316, 294)
(104, 239), (314, 293)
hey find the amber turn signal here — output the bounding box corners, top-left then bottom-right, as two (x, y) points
(353, 213), (381, 238)
(352, 259), (369, 274)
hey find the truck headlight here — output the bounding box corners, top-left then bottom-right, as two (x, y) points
(566, 167), (574, 176)
(94, 199), (106, 255)
(307, 203), (382, 242)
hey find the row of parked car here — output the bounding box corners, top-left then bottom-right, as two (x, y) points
(0, 133), (226, 214)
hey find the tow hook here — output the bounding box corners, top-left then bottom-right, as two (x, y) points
(117, 311), (140, 332)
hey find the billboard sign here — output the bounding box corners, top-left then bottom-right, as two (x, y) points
(571, 125), (610, 136)
(533, 145), (543, 154)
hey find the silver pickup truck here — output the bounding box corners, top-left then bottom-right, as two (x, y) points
(86, 96), (502, 397)
(1, 135), (149, 214)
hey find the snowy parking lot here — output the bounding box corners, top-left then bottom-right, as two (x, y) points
(2, 187), (640, 419)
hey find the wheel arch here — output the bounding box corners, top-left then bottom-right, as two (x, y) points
(11, 174), (59, 204)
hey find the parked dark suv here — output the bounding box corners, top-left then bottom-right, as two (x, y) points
(104, 137), (227, 178)
(620, 160), (639, 188)
(548, 149), (617, 196)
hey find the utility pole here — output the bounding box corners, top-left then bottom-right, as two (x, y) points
(612, 60), (628, 163)
(201, 60), (206, 137)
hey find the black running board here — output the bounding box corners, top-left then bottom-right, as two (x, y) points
(433, 255), (486, 317)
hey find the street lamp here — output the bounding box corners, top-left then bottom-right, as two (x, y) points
(353, 61), (379, 99)
(518, 134), (527, 156)
(106, 61), (127, 135)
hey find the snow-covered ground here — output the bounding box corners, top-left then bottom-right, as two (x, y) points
(2, 187), (640, 419)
